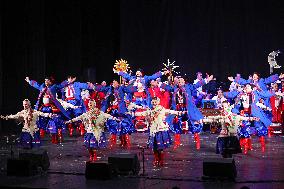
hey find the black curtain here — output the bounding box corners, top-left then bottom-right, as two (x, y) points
(120, 0), (284, 81)
(0, 0), (120, 133)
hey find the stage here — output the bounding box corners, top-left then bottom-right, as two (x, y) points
(0, 132), (284, 189)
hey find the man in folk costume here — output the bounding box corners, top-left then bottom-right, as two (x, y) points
(65, 99), (118, 162)
(164, 75), (213, 149)
(25, 76), (71, 143)
(0, 99), (54, 149)
(239, 84), (279, 152)
(103, 80), (136, 148)
(132, 97), (186, 166)
(62, 75), (95, 137)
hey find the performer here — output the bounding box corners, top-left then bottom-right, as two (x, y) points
(65, 99), (117, 162)
(228, 72), (283, 91)
(25, 76), (71, 139)
(193, 72), (207, 107)
(37, 94), (66, 144)
(239, 84), (278, 152)
(211, 89), (227, 109)
(0, 99), (53, 149)
(132, 97), (185, 166)
(62, 75), (95, 136)
(164, 75), (213, 149)
(103, 80), (136, 148)
(203, 101), (258, 157)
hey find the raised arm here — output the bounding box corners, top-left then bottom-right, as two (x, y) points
(3, 111), (24, 120)
(164, 109), (185, 116)
(223, 91), (240, 99)
(25, 77), (42, 90)
(262, 74), (279, 85)
(66, 113), (85, 123)
(34, 110), (53, 118)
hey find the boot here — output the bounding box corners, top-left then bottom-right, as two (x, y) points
(88, 149), (94, 162)
(68, 123), (74, 137)
(79, 123), (85, 136)
(58, 128), (63, 143)
(92, 149), (97, 161)
(153, 151), (159, 166)
(194, 133), (200, 150)
(159, 151), (164, 166)
(259, 136), (265, 153)
(40, 129), (45, 138)
(248, 138), (252, 150)
(51, 134), (58, 144)
(109, 134), (117, 148)
(243, 138), (249, 154)
(125, 134), (131, 149)
(173, 134), (181, 149)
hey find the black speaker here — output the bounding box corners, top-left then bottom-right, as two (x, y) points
(7, 158), (36, 176)
(108, 153), (140, 175)
(203, 158), (237, 179)
(85, 161), (113, 180)
(19, 149), (50, 171)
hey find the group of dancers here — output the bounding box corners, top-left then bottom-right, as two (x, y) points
(1, 67), (284, 166)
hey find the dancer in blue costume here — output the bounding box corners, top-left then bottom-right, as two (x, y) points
(162, 75), (213, 149)
(25, 76), (71, 143)
(103, 80), (137, 148)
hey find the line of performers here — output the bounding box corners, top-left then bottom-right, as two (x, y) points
(1, 68), (284, 166)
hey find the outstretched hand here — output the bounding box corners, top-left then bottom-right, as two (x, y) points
(279, 73), (284, 79)
(25, 77), (30, 83)
(228, 76), (234, 82)
(113, 68), (119, 74)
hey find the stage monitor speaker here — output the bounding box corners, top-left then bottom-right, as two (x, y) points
(108, 153), (140, 175)
(203, 158), (237, 179)
(85, 161), (113, 180)
(7, 158), (36, 176)
(19, 149), (50, 171)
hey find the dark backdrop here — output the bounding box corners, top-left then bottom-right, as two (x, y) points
(0, 0), (283, 132)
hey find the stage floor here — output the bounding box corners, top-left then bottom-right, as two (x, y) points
(0, 131), (284, 189)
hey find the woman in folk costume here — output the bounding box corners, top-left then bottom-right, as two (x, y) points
(103, 80), (136, 148)
(203, 101), (259, 157)
(0, 99), (53, 149)
(65, 99), (118, 162)
(25, 76), (71, 138)
(162, 75), (213, 150)
(132, 97), (186, 166)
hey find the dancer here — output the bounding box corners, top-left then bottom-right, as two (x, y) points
(0, 99), (53, 149)
(203, 101), (258, 157)
(65, 99), (118, 162)
(131, 97), (185, 166)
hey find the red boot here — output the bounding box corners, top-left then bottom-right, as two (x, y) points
(68, 123), (74, 137)
(259, 136), (265, 153)
(173, 134), (181, 149)
(92, 149), (97, 161)
(58, 129), (63, 143)
(40, 129), (45, 138)
(243, 138), (249, 154)
(79, 123), (85, 136)
(51, 134), (58, 144)
(109, 134), (117, 148)
(124, 134), (131, 149)
(158, 151), (164, 166)
(248, 138), (253, 150)
(194, 133), (200, 150)
(153, 151), (159, 166)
